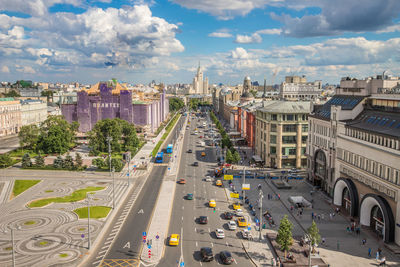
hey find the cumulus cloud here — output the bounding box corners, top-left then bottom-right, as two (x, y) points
(1, 66), (10, 73)
(170, 0), (277, 20)
(209, 32), (232, 38)
(273, 0), (400, 37)
(0, 0), (83, 16)
(256, 28), (282, 35)
(377, 24), (400, 33)
(230, 47), (249, 59)
(0, 4), (184, 71)
(235, 33), (262, 44)
(15, 65), (36, 73)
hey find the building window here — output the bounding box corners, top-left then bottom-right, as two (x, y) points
(270, 135), (276, 144)
(302, 136), (307, 143)
(272, 114), (277, 120)
(283, 125), (296, 132)
(302, 125), (308, 132)
(282, 136), (297, 144)
(270, 146), (276, 154)
(271, 124), (276, 132)
(287, 114), (294, 121)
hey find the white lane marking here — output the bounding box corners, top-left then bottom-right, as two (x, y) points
(208, 228), (210, 233)
(234, 259), (238, 264)
(196, 241), (198, 247)
(182, 206), (184, 210)
(226, 242), (229, 246)
(182, 216), (184, 221)
(200, 261), (203, 266)
(211, 242), (213, 247)
(195, 227), (197, 232)
(194, 216), (196, 221)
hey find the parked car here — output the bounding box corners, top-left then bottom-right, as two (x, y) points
(199, 216), (208, 224)
(237, 217), (247, 227)
(200, 247), (214, 262)
(209, 199), (216, 208)
(224, 212), (233, 220)
(204, 176), (213, 182)
(215, 229), (225, 239)
(193, 162), (199, 167)
(234, 209), (244, 217)
(241, 229), (253, 239)
(178, 178), (186, 184)
(220, 251), (234, 265)
(187, 149), (193, 153)
(227, 221), (237, 230)
(186, 193), (193, 200)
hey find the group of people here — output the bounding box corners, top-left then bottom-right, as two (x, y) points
(270, 257), (282, 267)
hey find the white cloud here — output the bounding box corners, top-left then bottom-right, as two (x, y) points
(0, 0), (83, 16)
(15, 65), (36, 73)
(256, 28), (281, 35)
(235, 33), (262, 44)
(1, 66), (10, 73)
(377, 24), (400, 33)
(170, 0), (278, 20)
(209, 32), (232, 38)
(0, 4), (184, 71)
(230, 47), (249, 59)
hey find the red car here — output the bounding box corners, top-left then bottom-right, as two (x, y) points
(178, 178), (186, 184)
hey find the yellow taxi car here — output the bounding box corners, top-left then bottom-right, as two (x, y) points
(216, 180), (223, 186)
(232, 202), (241, 210)
(169, 234), (180, 246)
(209, 199), (216, 208)
(237, 217), (247, 227)
(201, 152), (206, 157)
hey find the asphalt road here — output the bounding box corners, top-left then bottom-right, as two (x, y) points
(0, 135), (19, 154)
(90, 116), (185, 266)
(159, 113), (253, 267)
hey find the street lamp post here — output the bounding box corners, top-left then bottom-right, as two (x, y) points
(87, 193), (91, 249)
(304, 233), (312, 267)
(1, 225), (21, 267)
(112, 167), (115, 209)
(258, 190), (263, 241)
(242, 166), (246, 204)
(127, 153), (130, 187)
(106, 136), (112, 177)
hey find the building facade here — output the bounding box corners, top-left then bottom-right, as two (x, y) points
(192, 63), (209, 95)
(61, 81), (169, 133)
(255, 101), (310, 168)
(280, 75), (322, 100)
(0, 98), (22, 137)
(20, 99), (48, 126)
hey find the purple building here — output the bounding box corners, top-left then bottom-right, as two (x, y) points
(61, 82), (169, 133)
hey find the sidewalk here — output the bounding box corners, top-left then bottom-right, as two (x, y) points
(224, 186), (275, 267)
(140, 115), (188, 265)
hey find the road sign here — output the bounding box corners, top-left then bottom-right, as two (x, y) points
(127, 173), (129, 176)
(134, 165), (137, 168)
(224, 174), (233, 180)
(156, 234), (159, 240)
(147, 244), (152, 249)
(230, 192), (239, 198)
(255, 218), (259, 223)
(242, 184), (250, 190)
(168, 167), (171, 170)
(247, 226), (251, 230)
(180, 262), (184, 267)
(81, 234), (85, 238)
(143, 232), (147, 236)
(143, 239), (146, 243)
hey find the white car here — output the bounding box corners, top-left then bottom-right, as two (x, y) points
(235, 209), (244, 217)
(228, 221), (237, 230)
(215, 229), (225, 239)
(241, 229), (253, 239)
(204, 176), (213, 182)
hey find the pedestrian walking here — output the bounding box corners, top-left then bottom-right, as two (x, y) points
(311, 212), (314, 220)
(379, 256), (386, 266)
(376, 251), (380, 261)
(368, 247), (372, 257)
(271, 257), (276, 267)
(362, 238), (366, 245)
(317, 214), (321, 221)
(321, 214), (324, 220)
(322, 237), (325, 245)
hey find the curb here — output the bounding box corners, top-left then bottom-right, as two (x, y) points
(241, 241), (258, 267)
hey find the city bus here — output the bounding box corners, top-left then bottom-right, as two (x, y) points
(155, 152), (164, 163)
(166, 144), (173, 154)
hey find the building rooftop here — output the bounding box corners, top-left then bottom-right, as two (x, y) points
(259, 100), (310, 113)
(312, 95), (365, 120)
(347, 109), (400, 138)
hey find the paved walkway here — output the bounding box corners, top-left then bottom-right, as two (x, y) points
(140, 116), (188, 265)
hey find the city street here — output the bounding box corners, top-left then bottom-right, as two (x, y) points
(159, 113), (254, 266)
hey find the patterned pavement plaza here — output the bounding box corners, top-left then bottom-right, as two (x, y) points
(0, 178), (129, 267)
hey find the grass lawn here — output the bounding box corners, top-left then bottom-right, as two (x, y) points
(24, 220), (36, 225)
(13, 180), (41, 197)
(28, 186), (105, 208)
(59, 253), (69, 258)
(73, 206), (112, 219)
(8, 149), (39, 159)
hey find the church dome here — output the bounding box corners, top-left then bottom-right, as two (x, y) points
(244, 76), (251, 81)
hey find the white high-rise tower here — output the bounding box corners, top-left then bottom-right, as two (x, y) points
(193, 62), (209, 94)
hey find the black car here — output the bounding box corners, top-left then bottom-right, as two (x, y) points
(200, 247), (214, 262)
(193, 162), (199, 166)
(198, 216), (208, 224)
(188, 149), (192, 153)
(220, 251), (233, 264)
(224, 212), (233, 220)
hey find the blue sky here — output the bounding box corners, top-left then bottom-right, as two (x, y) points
(0, 0), (399, 85)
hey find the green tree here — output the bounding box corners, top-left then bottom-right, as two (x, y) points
(21, 153), (32, 168)
(4, 90), (20, 97)
(226, 149), (233, 163)
(53, 156), (64, 169)
(37, 116), (78, 154)
(41, 90), (53, 102)
(92, 158), (105, 169)
(88, 118), (139, 155)
(169, 97), (185, 111)
(276, 215), (293, 258)
(106, 157), (123, 172)
(0, 154), (13, 168)
(232, 151), (241, 164)
(63, 153), (74, 170)
(75, 153), (83, 168)
(34, 154), (45, 167)
(307, 220), (321, 253)
(19, 124), (40, 150)
(250, 90), (258, 97)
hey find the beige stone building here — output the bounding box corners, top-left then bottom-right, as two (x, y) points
(20, 99), (48, 126)
(0, 98), (22, 137)
(279, 75), (322, 100)
(255, 101), (310, 168)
